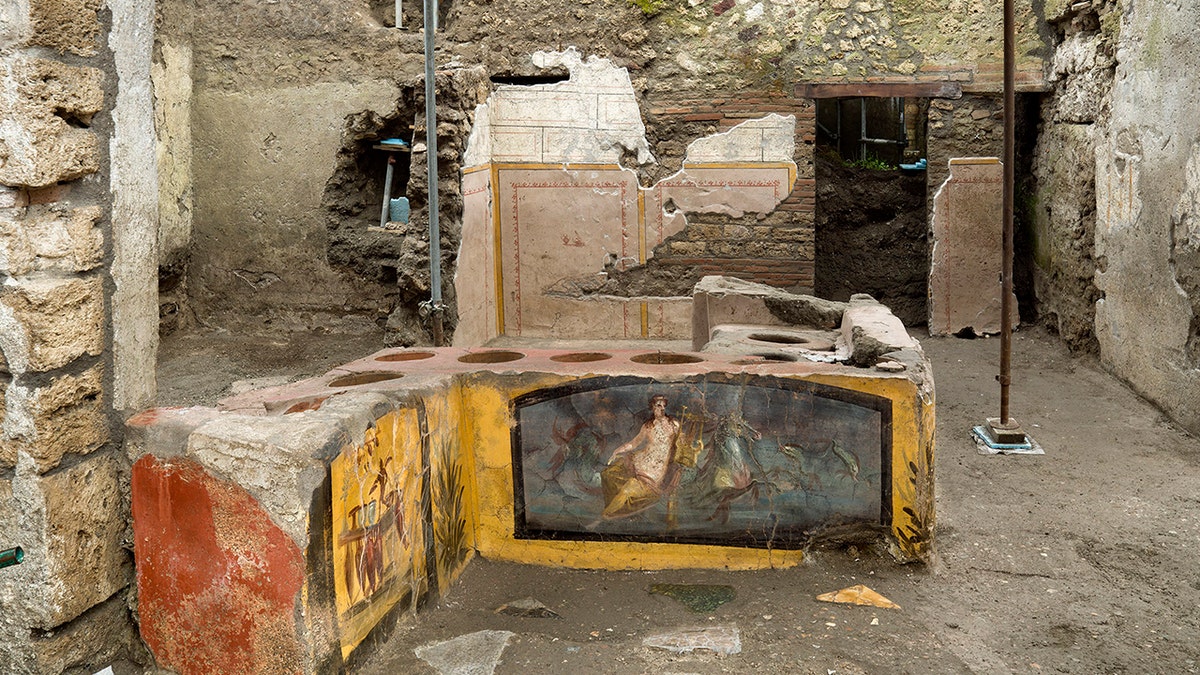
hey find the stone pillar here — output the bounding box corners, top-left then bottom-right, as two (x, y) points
(928, 157), (1019, 335)
(0, 0), (144, 670)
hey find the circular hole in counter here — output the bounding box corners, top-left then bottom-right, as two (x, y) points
(748, 332), (811, 345)
(549, 352), (613, 363)
(755, 352), (799, 362)
(457, 350), (526, 364)
(629, 352), (704, 365)
(375, 351), (436, 362)
(328, 372), (405, 387)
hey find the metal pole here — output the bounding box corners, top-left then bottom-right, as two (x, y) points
(860, 98), (867, 161)
(423, 0), (444, 346)
(1000, 0), (1015, 424)
(395, 0), (402, 28)
(380, 155), (395, 229)
(0, 546), (23, 569)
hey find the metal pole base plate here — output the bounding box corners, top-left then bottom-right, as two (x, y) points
(971, 422), (1043, 455)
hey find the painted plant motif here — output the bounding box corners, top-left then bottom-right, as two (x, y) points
(433, 433), (471, 586)
(513, 377), (890, 547)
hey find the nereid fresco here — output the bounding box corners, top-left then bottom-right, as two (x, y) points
(513, 376), (891, 547)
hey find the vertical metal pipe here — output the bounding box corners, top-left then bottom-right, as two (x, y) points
(395, 0), (402, 28)
(836, 99), (842, 155)
(1000, 0), (1016, 424)
(423, 0), (444, 345)
(380, 155), (395, 229)
(860, 97), (868, 161)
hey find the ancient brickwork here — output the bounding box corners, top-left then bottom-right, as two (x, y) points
(646, 94), (816, 293)
(0, 0), (137, 671)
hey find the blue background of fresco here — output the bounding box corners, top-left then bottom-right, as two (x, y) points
(514, 379), (885, 543)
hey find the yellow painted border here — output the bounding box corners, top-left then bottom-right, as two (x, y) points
(490, 163), (504, 336)
(459, 368), (933, 569)
(485, 160), (802, 338)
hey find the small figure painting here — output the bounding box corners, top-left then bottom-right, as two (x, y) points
(512, 376), (889, 547)
(331, 409), (426, 659)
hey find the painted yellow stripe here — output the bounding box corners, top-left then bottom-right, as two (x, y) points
(490, 163), (504, 336)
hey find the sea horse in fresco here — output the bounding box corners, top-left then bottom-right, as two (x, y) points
(692, 409), (766, 524)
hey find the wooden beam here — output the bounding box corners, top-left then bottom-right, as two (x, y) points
(796, 81), (963, 99)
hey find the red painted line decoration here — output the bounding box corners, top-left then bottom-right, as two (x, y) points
(508, 179), (630, 335)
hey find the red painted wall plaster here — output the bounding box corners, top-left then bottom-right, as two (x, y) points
(132, 455), (307, 674)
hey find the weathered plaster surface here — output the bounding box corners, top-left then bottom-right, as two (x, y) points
(1092, 0), (1200, 433)
(189, 81), (401, 324)
(464, 48), (652, 167)
(152, 41), (193, 275)
(109, 0), (160, 411)
(457, 51), (798, 343)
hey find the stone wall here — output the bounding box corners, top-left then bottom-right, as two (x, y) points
(165, 0), (1049, 344)
(1030, 0), (1116, 351)
(1027, 0), (1200, 435)
(0, 0), (142, 670)
(1088, 0), (1200, 435)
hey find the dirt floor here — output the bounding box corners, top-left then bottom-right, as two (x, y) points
(154, 325), (1200, 674)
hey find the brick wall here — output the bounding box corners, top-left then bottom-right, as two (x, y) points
(646, 93), (817, 294)
(0, 0), (139, 670)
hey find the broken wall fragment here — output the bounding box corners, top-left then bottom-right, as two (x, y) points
(928, 158), (1019, 335)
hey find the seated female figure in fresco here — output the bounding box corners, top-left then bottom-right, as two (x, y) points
(600, 394), (687, 520)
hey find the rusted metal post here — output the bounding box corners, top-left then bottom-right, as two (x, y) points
(1000, 0), (1015, 424)
(973, 0), (1033, 451)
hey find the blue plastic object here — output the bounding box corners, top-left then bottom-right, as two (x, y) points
(389, 197), (410, 224)
(380, 138), (409, 147)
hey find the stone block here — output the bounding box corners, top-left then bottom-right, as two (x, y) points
(841, 294), (920, 367)
(0, 451), (131, 646)
(187, 413), (344, 547)
(28, 0), (103, 57)
(0, 275), (104, 373)
(0, 57), (104, 188)
(31, 452), (130, 629)
(6, 365), (107, 473)
(31, 593), (136, 674)
(691, 276), (846, 350)
(0, 204), (104, 276)
(0, 187), (28, 209)
(928, 158), (1019, 335)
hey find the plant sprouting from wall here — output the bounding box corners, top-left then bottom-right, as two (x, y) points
(629, 0), (665, 17)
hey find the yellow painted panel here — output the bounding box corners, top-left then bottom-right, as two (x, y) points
(427, 390), (476, 591)
(331, 409), (427, 660)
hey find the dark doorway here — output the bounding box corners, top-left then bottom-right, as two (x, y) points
(814, 98), (929, 326)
